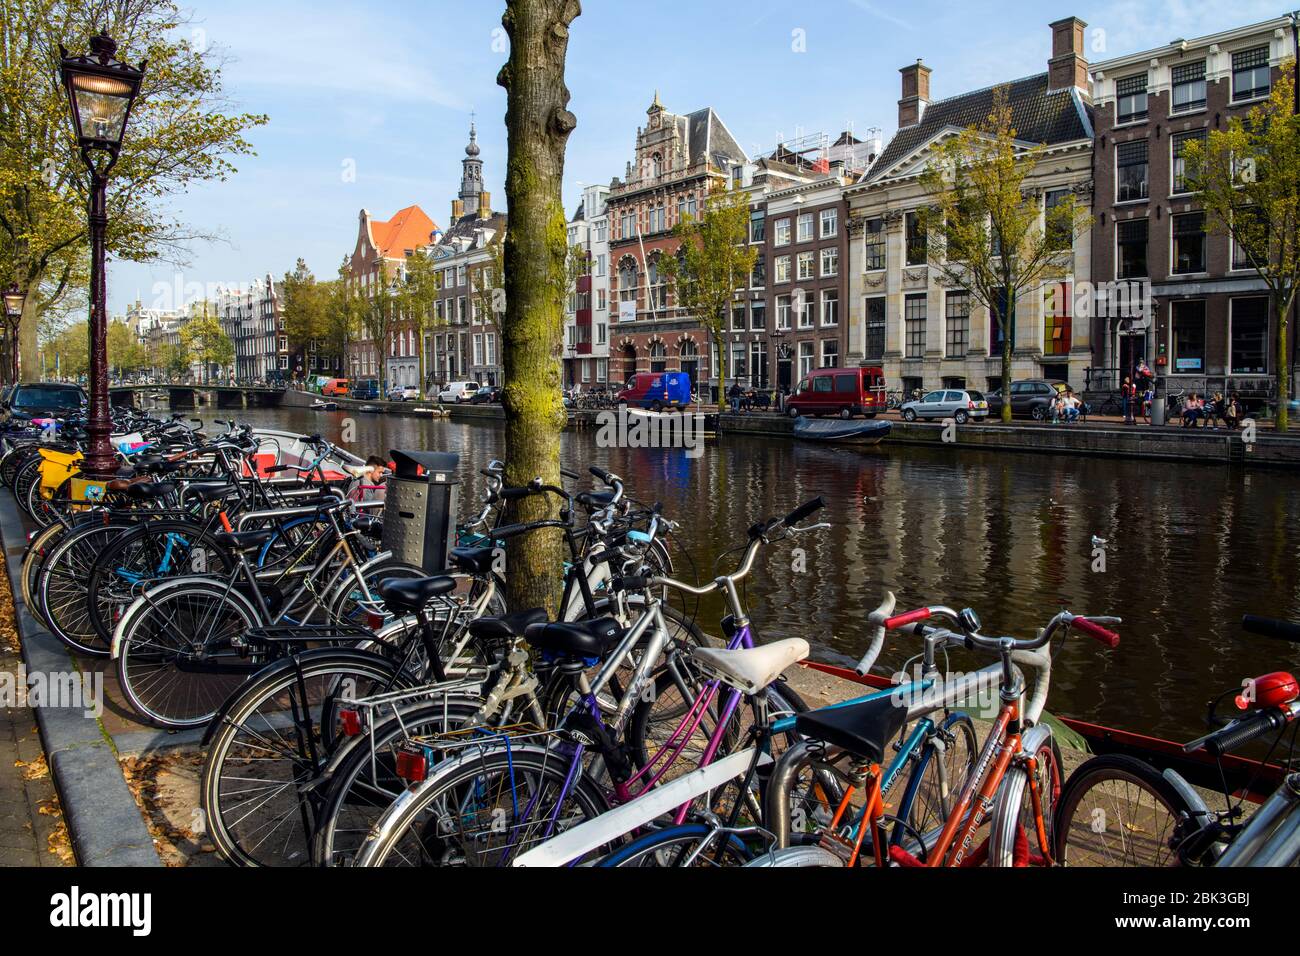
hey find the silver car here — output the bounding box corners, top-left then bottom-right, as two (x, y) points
(900, 389), (989, 424)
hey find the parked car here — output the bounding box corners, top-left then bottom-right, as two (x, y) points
(616, 371), (693, 411)
(439, 381), (480, 403)
(351, 379), (381, 401)
(387, 385), (419, 402)
(2, 382), (86, 423)
(984, 379), (1068, 420)
(900, 388), (989, 424)
(321, 379), (349, 398)
(786, 366), (888, 419)
(468, 385), (502, 405)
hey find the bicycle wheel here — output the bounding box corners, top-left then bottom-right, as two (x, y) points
(312, 697), (486, 867)
(21, 520), (70, 612)
(597, 823), (754, 867)
(354, 745), (612, 867)
(899, 712), (978, 841)
(200, 649), (407, 867)
(115, 579), (263, 727)
(743, 844), (843, 867)
(37, 520), (135, 656)
(987, 729), (1063, 867)
(86, 520), (232, 649)
(1053, 754), (1195, 867)
(12, 455), (42, 518)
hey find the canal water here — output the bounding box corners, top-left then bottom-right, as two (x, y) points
(224, 404), (1300, 741)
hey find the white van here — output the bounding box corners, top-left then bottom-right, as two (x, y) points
(438, 381), (480, 403)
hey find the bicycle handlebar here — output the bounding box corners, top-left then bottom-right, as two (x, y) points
(1185, 700), (1300, 757)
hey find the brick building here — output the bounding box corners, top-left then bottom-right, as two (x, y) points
(343, 204), (439, 387)
(1089, 16), (1297, 401)
(606, 93), (748, 394)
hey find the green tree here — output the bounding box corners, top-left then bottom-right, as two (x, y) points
(471, 238), (506, 376)
(280, 258), (326, 356)
(321, 259), (362, 375)
(180, 308), (232, 384)
(43, 317), (87, 378)
(1184, 61), (1300, 429)
(496, 0), (580, 614)
(0, 0), (267, 375)
(916, 87), (1090, 422)
(659, 180), (757, 403)
(397, 249), (441, 396)
(107, 319), (146, 376)
(360, 269), (398, 396)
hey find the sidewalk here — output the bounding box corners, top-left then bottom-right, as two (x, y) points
(0, 553), (69, 866)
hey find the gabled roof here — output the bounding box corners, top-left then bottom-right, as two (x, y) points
(368, 205), (439, 260)
(867, 73), (1093, 184)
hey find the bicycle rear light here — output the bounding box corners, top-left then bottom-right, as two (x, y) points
(395, 744), (429, 783)
(339, 708), (362, 737)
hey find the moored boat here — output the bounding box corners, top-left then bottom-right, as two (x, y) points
(792, 417), (891, 446)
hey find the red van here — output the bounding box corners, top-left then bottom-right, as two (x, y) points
(787, 366), (886, 419)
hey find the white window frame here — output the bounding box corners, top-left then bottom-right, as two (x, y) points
(773, 218), (791, 247)
(820, 246), (839, 278)
(820, 288), (839, 327)
(820, 208), (838, 238)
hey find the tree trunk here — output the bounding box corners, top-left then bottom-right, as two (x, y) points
(1278, 300), (1290, 431)
(999, 286), (1015, 423)
(498, 0), (580, 615)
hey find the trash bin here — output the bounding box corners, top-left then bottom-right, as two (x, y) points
(1150, 397), (1166, 426)
(382, 450), (460, 573)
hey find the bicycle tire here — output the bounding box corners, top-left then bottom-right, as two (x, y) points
(987, 727), (1062, 867)
(354, 745), (613, 867)
(37, 520), (135, 656)
(311, 697), (487, 867)
(1053, 754), (1195, 867)
(21, 521), (70, 611)
(742, 844), (843, 867)
(596, 822), (753, 867)
(114, 577), (265, 727)
(200, 650), (408, 867)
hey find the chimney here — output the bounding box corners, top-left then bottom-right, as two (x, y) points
(898, 59), (932, 128)
(1048, 17), (1090, 99)
(451, 198), (465, 221)
(479, 191), (491, 217)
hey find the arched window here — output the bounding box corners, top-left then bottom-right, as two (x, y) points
(650, 152), (662, 178)
(618, 258), (638, 305)
(648, 254), (664, 311)
(649, 341), (667, 373)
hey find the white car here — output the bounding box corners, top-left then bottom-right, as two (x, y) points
(387, 385), (419, 402)
(438, 381), (480, 403)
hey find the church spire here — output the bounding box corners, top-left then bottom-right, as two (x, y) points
(459, 117), (484, 218)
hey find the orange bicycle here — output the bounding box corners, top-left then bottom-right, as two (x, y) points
(756, 601), (1121, 867)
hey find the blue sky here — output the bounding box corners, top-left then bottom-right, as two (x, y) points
(108, 0), (1289, 313)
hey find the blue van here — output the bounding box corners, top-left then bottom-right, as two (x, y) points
(617, 372), (693, 411)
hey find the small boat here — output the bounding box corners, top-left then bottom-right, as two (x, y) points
(793, 417), (891, 446)
(357, 404), (384, 414)
(310, 400), (338, 411)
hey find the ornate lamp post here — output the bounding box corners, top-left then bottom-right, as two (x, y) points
(2, 284), (25, 385)
(59, 32), (146, 478)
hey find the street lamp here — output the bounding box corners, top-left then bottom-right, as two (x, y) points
(2, 284), (25, 385)
(60, 32), (146, 478)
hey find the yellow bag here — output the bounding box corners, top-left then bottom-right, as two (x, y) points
(38, 449), (82, 495)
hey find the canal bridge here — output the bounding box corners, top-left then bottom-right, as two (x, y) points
(108, 384), (287, 410)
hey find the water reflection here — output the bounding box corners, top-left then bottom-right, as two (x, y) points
(229, 405), (1300, 739)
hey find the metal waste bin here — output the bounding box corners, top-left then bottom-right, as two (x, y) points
(382, 450), (460, 572)
(1150, 397), (1166, 426)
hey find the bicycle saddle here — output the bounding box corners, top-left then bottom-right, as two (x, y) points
(214, 528), (278, 552)
(469, 607), (548, 641)
(124, 481), (176, 500)
(794, 695), (910, 765)
(690, 638), (809, 696)
(190, 483), (239, 503)
(450, 546), (495, 575)
(377, 576), (457, 615)
(525, 617), (623, 658)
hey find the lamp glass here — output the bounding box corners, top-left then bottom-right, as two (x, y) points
(69, 73), (134, 146)
(2, 292), (23, 318)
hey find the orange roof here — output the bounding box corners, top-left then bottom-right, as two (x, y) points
(369, 205), (438, 260)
